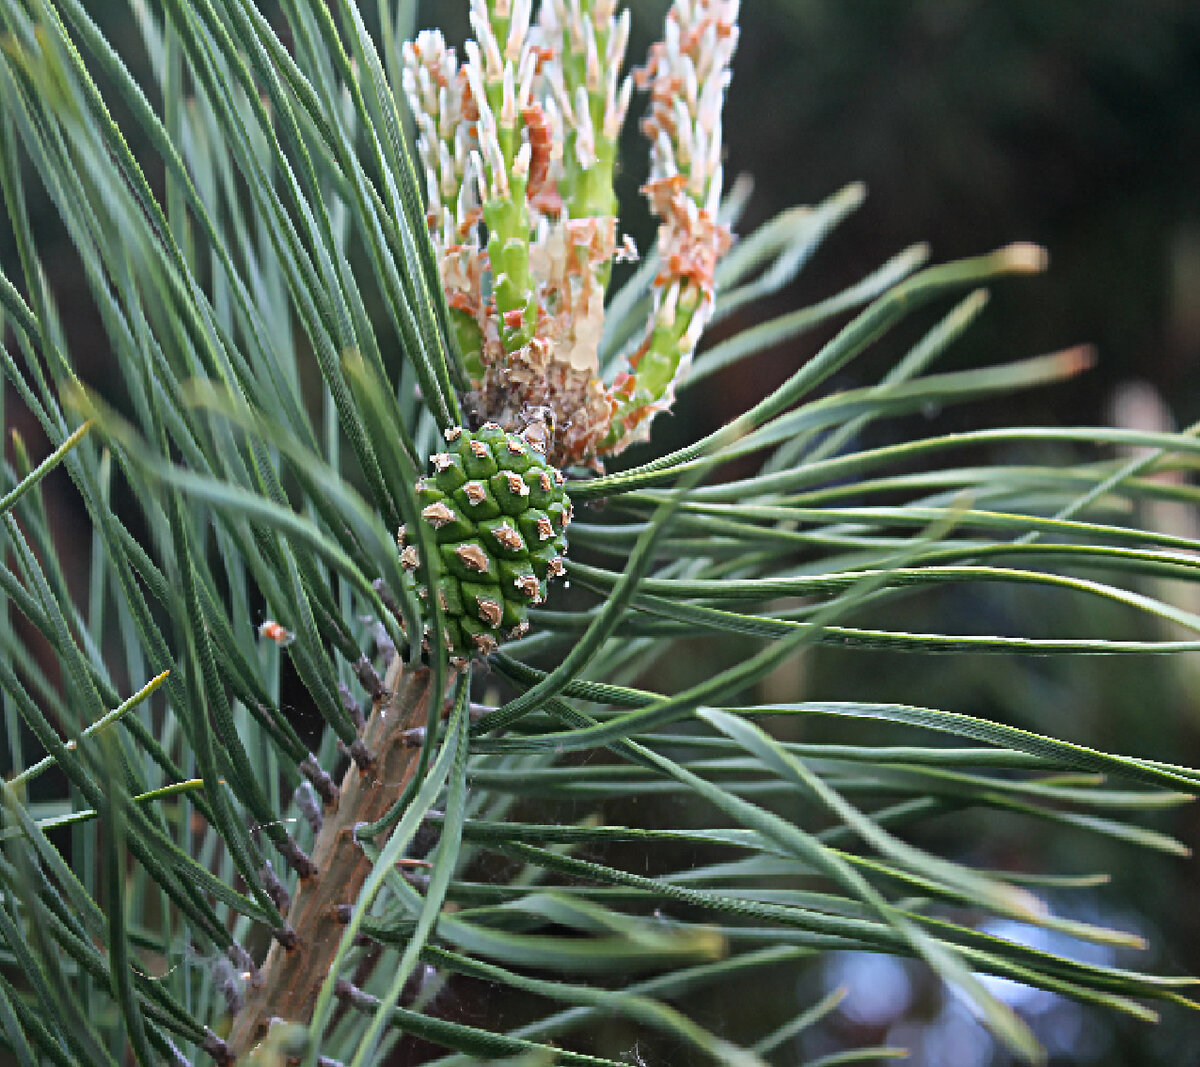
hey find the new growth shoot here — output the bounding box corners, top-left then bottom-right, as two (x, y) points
(403, 0), (739, 468)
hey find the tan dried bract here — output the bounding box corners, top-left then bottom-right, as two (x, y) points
(421, 502), (457, 529)
(475, 597), (503, 627)
(492, 522), (524, 551)
(455, 543), (490, 572)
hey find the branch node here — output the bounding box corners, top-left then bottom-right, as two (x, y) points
(372, 578), (404, 626)
(370, 620), (397, 667)
(339, 682), (367, 731)
(334, 979), (375, 1011)
(300, 753), (339, 806)
(227, 942), (258, 984)
(412, 812), (442, 858)
(294, 780), (323, 835)
(211, 955), (244, 1017)
(354, 654), (386, 701)
(349, 738), (373, 771)
(201, 1029), (232, 1065)
(279, 837), (315, 880)
(261, 861), (292, 914)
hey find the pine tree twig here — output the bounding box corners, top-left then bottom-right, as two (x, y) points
(300, 755), (340, 807)
(202, 1030), (233, 1066)
(226, 658), (434, 1060)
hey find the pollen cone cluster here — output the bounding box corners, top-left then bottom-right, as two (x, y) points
(402, 0), (738, 468)
(400, 423), (571, 658)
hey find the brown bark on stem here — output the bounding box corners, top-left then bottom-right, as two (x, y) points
(226, 657), (435, 1060)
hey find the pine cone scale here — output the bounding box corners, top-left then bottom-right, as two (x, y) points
(403, 423), (570, 657)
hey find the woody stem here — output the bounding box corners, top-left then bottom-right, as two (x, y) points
(226, 658), (435, 1060)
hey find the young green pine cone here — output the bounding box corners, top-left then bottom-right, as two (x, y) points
(399, 422), (571, 658)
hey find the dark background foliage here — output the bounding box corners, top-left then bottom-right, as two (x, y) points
(718, 0), (1200, 424)
(613, 3), (1200, 1063)
(677, 3), (1200, 1063)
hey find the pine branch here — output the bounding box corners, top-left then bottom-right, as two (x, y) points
(227, 658), (437, 1059)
